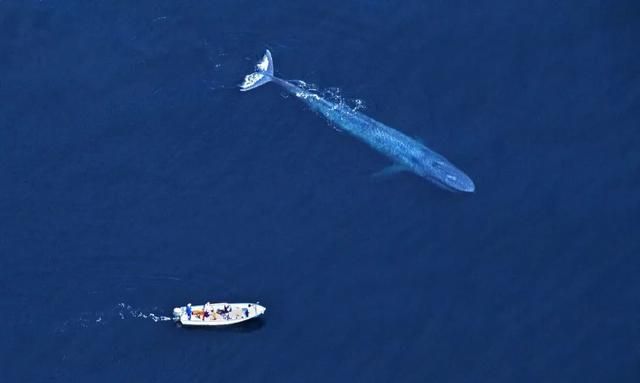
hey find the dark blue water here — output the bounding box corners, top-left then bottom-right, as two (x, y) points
(1, 1), (639, 381)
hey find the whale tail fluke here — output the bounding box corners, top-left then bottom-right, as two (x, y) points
(239, 50), (274, 92)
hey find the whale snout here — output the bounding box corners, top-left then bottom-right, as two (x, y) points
(443, 172), (475, 192)
(444, 172), (476, 193)
(427, 158), (475, 193)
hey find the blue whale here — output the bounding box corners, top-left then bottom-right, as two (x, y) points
(240, 50), (475, 192)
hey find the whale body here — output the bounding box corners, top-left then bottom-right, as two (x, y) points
(240, 50), (475, 193)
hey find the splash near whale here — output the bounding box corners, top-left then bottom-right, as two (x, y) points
(241, 50), (475, 192)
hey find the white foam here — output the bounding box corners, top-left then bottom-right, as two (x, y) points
(256, 53), (270, 71)
(55, 302), (173, 332)
(240, 72), (264, 90)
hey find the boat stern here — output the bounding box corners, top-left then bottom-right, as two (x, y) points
(172, 307), (183, 321)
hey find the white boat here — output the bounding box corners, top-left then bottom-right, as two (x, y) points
(172, 302), (266, 326)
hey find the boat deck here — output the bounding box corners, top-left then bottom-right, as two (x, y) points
(173, 302), (265, 326)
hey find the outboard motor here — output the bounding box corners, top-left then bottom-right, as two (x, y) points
(172, 307), (183, 321)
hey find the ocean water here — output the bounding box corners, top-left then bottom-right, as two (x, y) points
(1, 1), (639, 381)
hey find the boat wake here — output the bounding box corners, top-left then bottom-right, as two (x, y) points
(115, 302), (173, 323)
(54, 303), (172, 333)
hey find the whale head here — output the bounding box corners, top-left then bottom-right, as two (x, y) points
(420, 158), (475, 193)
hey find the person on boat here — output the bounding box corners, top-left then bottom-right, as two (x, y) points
(203, 302), (211, 320)
(186, 303), (192, 320)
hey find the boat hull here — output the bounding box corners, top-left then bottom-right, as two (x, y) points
(173, 302), (266, 327)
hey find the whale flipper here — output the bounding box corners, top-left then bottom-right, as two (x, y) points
(373, 164), (408, 178)
(240, 50), (274, 91)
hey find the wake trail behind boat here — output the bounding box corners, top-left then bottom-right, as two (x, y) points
(54, 303), (172, 333)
